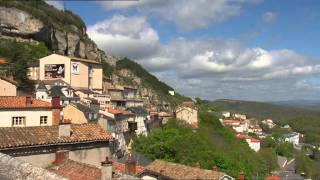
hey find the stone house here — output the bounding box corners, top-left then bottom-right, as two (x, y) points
(236, 134), (261, 152)
(175, 101), (199, 128)
(127, 107), (148, 136)
(63, 103), (99, 124)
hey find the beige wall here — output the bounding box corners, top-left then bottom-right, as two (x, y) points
(0, 79), (16, 96)
(28, 67), (39, 80)
(70, 146), (110, 167)
(176, 107), (198, 126)
(63, 104), (87, 124)
(70, 61), (89, 89)
(16, 146), (111, 168)
(0, 109), (53, 127)
(39, 54), (71, 84)
(90, 64), (103, 90)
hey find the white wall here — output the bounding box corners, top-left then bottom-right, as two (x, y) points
(0, 109), (53, 127)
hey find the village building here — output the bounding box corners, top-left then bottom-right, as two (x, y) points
(234, 113), (247, 120)
(63, 103), (99, 124)
(0, 123), (113, 168)
(99, 108), (135, 157)
(138, 160), (234, 180)
(107, 85), (126, 109)
(0, 96), (62, 127)
(36, 80), (80, 105)
(261, 119), (275, 129)
(75, 89), (110, 109)
(27, 61), (40, 80)
(38, 54), (103, 91)
(168, 90), (175, 96)
(158, 111), (173, 124)
(175, 101), (199, 128)
(127, 107), (148, 136)
(222, 111), (231, 118)
(147, 111), (163, 132)
(284, 132), (300, 145)
(0, 76), (17, 96)
(236, 134), (261, 152)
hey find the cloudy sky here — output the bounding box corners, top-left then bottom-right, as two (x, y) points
(47, 0), (320, 101)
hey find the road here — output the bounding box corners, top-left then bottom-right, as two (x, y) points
(277, 159), (304, 180)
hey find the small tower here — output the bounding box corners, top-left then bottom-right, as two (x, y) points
(36, 81), (48, 100)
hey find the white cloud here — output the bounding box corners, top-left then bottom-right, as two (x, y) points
(99, 0), (261, 31)
(262, 12), (277, 23)
(87, 15), (160, 59)
(46, 0), (64, 10)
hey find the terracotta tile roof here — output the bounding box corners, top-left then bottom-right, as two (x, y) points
(180, 101), (197, 109)
(0, 57), (8, 65)
(142, 160), (226, 180)
(236, 134), (260, 143)
(0, 124), (112, 149)
(69, 56), (102, 65)
(112, 161), (145, 175)
(0, 96), (52, 109)
(265, 175), (281, 180)
(0, 76), (18, 85)
(49, 160), (101, 180)
(108, 108), (122, 115)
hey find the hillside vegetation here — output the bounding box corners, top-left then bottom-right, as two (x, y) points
(209, 99), (320, 145)
(0, 0), (85, 33)
(133, 109), (278, 178)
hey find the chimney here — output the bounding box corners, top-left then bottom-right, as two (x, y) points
(59, 121), (71, 137)
(53, 148), (69, 165)
(101, 157), (113, 180)
(52, 96), (62, 125)
(26, 96), (33, 106)
(125, 152), (136, 175)
(239, 171), (245, 180)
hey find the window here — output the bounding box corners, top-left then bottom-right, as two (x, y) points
(40, 116), (48, 125)
(12, 117), (25, 126)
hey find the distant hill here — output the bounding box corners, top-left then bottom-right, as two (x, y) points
(209, 99), (320, 145)
(271, 100), (320, 110)
(209, 99), (320, 122)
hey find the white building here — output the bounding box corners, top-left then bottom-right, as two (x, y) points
(237, 134), (260, 152)
(261, 119), (275, 129)
(127, 107), (148, 136)
(234, 113), (247, 120)
(284, 132), (300, 145)
(168, 90), (175, 96)
(222, 111), (231, 118)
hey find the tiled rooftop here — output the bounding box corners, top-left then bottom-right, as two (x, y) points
(113, 161), (145, 175)
(142, 160), (226, 180)
(0, 124), (112, 149)
(49, 160), (101, 180)
(0, 96), (52, 109)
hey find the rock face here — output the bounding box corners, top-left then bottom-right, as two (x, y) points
(0, 7), (111, 63)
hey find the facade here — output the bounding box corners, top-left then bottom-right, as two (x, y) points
(0, 123), (112, 168)
(39, 54), (103, 91)
(236, 134), (260, 152)
(234, 113), (247, 120)
(75, 89), (110, 109)
(0, 96), (61, 127)
(108, 85), (126, 109)
(99, 108), (134, 156)
(176, 101), (199, 128)
(0, 76), (17, 96)
(261, 119), (275, 129)
(127, 107), (148, 136)
(63, 103), (99, 124)
(168, 90), (175, 96)
(284, 132), (300, 145)
(138, 160), (234, 180)
(222, 111), (231, 118)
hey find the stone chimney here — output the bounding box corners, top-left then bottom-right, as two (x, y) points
(26, 96), (33, 106)
(239, 171), (245, 180)
(125, 152), (136, 175)
(59, 121), (71, 138)
(53, 148), (69, 165)
(101, 157), (113, 180)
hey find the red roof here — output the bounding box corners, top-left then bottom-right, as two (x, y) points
(250, 138), (260, 143)
(0, 96), (53, 109)
(112, 161), (145, 175)
(265, 175), (281, 180)
(0, 124), (112, 149)
(108, 108), (122, 115)
(236, 134), (260, 143)
(0, 58), (8, 65)
(49, 160), (101, 180)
